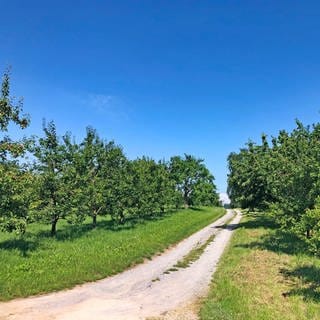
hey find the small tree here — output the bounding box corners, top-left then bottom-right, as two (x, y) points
(33, 121), (75, 236)
(76, 127), (127, 227)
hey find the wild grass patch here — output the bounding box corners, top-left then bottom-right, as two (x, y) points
(175, 234), (216, 269)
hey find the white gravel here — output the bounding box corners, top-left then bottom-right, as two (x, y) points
(0, 209), (242, 320)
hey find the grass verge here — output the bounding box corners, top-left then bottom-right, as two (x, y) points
(0, 206), (224, 301)
(200, 211), (320, 320)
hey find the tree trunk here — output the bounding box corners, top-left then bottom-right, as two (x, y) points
(51, 217), (58, 236)
(306, 229), (311, 238)
(183, 187), (189, 208)
(119, 211), (125, 224)
(184, 195), (189, 208)
(92, 214), (97, 228)
(184, 194), (192, 208)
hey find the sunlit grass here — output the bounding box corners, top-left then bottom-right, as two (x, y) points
(0, 206), (225, 301)
(200, 212), (320, 320)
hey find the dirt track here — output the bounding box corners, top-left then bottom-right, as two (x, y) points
(0, 209), (242, 320)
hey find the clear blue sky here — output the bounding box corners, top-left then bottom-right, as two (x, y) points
(1, 1), (320, 193)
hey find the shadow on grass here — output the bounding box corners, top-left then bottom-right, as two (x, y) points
(216, 211), (277, 232)
(280, 265), (320, 302)
(236, 212), (278, 230)
(0, 218), (141, 256)
(189, 207), (203, 211)
(0, 238), (41, 257)
(1, 209), (181, 246)
(233, 211), (320, 302)
(235, 212), (309, 256)
(0, 207), (204, 253)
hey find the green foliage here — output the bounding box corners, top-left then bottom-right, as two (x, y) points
(170, 154), (218, 207)
(300, 198), (320, 254)
(227, 135), (273, 210)
(192, 179), (219, 206)
(126, 157), (177, 219)
(0, 69), (29, 130)
(33, 121), (78, 236)
(74, 127), (126, 226)
(0, 163), (34, 234)
(267, 122), (320, 231)
(0, 68), (31, 233)
(0, 68), (30, 160)
(228, 120), (320, 253)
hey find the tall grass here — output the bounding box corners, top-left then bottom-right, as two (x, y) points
(0, 206), (224, 301)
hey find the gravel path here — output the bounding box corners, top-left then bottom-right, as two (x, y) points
(0, 209), (241, 320)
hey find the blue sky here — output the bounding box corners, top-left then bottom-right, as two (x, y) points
(1, 1), (320, 193)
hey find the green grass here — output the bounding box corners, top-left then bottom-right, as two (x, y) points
(200, 211), (320, 320)
(0, 206), (225, 301)
(166, 211), (236, 272)
(174, 234), (215, 269)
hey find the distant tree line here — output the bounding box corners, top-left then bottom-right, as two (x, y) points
(228, 120), (320, 254)
(0, 69), (219, 236)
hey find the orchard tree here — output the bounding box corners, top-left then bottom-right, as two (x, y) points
(267, 121), (320, 232)
(192, 179), (219, 206)
(33, 121), (77, 236)
(76, 127), (127, 227)
(227, 135), (273, 210)
(169, 154), (218, 208)
(127, 157), (160, 218)
(154, 160), (177, 214)
(0, 68), (32, 233)
(227, 119), (320, 253)
(126, 158), (178, 217)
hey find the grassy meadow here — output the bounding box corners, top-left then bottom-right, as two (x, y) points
(200, 211), (320, 320)
(0, 206), (224, 301)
